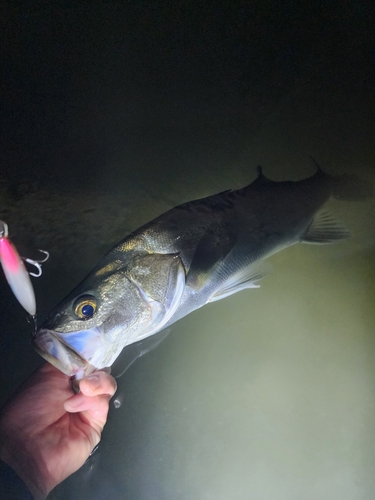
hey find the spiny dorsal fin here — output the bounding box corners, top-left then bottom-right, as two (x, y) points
(308, 156), (373, 200)
(252, 165), (273, 185)
(309, 156), (326, 178)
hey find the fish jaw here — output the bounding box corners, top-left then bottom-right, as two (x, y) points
(33, 327), (106, 378)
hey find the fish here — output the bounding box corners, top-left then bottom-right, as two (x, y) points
(33, 166), (371, 379)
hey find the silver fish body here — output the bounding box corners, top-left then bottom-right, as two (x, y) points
(33, 167), (363, 378)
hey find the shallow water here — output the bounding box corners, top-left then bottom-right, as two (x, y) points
(1, 3), (375, 500)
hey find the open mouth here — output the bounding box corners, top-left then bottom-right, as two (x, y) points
(33, 328), (93, 378)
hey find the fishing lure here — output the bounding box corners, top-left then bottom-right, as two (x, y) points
(0, 221), (48, 320)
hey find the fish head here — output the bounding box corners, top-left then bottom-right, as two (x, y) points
(33, 253), (185, 378)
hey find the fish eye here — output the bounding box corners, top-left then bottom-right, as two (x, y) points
(74, 296), (97, 319)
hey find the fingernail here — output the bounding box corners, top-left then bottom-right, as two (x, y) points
(84, 374), (100, 390)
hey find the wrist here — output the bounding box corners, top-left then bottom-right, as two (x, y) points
(0, 428), (52, 499)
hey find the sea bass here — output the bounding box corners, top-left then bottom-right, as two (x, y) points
(33, 167), (366, 378)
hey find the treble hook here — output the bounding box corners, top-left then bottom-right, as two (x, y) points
(0, 221), (49, 320)
(23, 250), (50, 277)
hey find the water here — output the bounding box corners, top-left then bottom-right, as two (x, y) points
(1, 3), (375, 499)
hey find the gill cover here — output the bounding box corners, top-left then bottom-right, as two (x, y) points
(123, 253), (186, 343)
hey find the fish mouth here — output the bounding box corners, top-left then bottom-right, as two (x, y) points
(33, 328), (100, 378)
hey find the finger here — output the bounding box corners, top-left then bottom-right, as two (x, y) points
(79, 371), (117, 398)
(64, 393), (110, 418)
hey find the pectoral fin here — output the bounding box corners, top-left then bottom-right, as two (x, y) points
(188, 218), (237, 290)
(208, 262), (268, 303)
(302, 211), (350, 244)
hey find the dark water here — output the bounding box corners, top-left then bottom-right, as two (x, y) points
(1, 3), (375, 499)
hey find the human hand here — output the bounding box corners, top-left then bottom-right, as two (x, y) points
(0, 362), (117, 499)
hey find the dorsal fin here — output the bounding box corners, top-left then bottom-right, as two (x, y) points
(308, 157), (373, 200)
(308, 156), (326, 180)
(253, 165), (273, 185)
